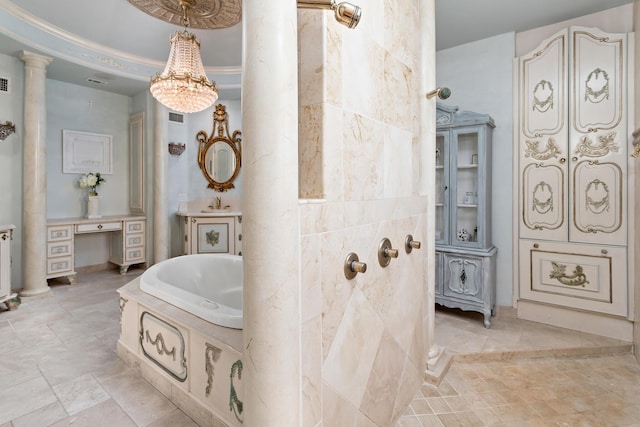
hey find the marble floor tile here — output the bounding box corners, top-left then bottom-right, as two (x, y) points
(52, 372), (111, 415)
(0, 376), (57, 424)
(147, 408), (200, 427)
(11, 401), (67, 427)
(49, 399), (136, 427)
(100, 372), (177, 426)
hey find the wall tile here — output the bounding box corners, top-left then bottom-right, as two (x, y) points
(301, 316), (322, 427)
(322, 288), (385, 408)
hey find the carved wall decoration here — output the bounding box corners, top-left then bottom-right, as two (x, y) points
(0, 121), (16, 141)
(205, 343), (222, 397)
(119, 297), (128, 330)
(139, 311), (188, 382)
(524, 138), (561, 160)
(229, 360), (243, 423)
(584, 68), (610, 103)
(575, 132), (619, 158)
(532, 80), (554, 112)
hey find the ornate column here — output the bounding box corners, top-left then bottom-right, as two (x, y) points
(242, 0), (301, 424)
(19, 51), (52, 297)
(153, 100), (169, 263)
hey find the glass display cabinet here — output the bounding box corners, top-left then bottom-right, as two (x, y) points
(435, 104), (497, 327)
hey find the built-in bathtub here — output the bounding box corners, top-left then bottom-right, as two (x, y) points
(139, 254), (243, 329)
(117, 254), (244, 427)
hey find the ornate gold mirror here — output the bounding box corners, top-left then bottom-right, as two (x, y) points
(196, 104), (242, 192)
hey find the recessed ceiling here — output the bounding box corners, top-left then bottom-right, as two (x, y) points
(0, 0), (634, 98)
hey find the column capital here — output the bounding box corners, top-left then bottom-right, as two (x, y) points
(19, 50), (53, 69)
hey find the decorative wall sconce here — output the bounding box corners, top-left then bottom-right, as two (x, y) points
(0, 121), (16, 141)
(168, 142), (186, 156)
(297, 0), (362, 29)
(426, 87), (452, 100)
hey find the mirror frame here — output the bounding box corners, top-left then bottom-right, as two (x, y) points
(196, 104), (242, 192)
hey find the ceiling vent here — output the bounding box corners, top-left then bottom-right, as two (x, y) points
(169, 112), (184, 124)
(86, 78), (108, 86)
(0, 77), (10, 94)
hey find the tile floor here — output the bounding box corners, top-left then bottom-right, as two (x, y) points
(396, 307), (639, 427)
(1, 269), (638, 426)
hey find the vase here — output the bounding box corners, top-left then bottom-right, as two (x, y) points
(86, 195), (101, 218)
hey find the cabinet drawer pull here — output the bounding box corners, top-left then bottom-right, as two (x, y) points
(533, 243), (539, 248)
(97, 224), (103, 229)
(601, 249), (608, 255)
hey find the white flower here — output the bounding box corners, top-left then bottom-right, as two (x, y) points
(87, 175), (97, 186)
(79, 177), (89, 188)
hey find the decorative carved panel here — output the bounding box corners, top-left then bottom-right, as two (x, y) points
(522, 163), (565, 235)
(520, 33), (566, 139)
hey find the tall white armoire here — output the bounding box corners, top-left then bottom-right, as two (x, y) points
(515, 26), (636, 341)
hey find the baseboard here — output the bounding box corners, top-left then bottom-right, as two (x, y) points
(517, 299), (634, 342)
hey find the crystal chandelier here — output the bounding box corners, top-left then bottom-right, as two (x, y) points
(150, 0), (218, 113)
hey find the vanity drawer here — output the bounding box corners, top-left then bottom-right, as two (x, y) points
(48, 225), (72, 242)
(125, 247), (145, 263)
(76, 221), (122, 234)
(125, 220), (145, 234)
(47, 256), (73, 275)
(47, 241), (72, 258)
(126, 234), (144, 248)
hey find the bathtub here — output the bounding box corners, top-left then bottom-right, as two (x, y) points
(139, 254), (243, 329)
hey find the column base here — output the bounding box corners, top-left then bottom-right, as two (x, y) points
(424, 345), (453, 386)
(20, 285), (52, 298)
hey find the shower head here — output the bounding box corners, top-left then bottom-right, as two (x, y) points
(426, 87), (452, 100)
(297, 0), (362, 29)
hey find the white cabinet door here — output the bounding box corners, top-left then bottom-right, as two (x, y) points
(518, 29), (569, 240)
(190, 217), (235, 254)
(569, 28), (628, 245)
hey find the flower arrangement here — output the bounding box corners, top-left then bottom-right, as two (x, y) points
(78, 172), (106, 196)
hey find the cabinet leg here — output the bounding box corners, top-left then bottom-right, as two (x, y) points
(67, 274), (78, 285)
(483, 313), (491, 329)
(119, 265), (130, 275)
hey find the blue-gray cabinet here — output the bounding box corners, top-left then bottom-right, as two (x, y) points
(435, 104), (497, 327)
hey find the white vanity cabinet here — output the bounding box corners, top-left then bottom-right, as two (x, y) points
(47, 215), (147, 282)
(515, 26), (635, 340)
(0, 224), (18, 309)
(180, 212), (242, 255)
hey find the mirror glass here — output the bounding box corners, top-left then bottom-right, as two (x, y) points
(205, 141), (237, 183)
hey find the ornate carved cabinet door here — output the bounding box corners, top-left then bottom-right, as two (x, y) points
(569, 28), (628, 245)
(518, 30), (568, 240)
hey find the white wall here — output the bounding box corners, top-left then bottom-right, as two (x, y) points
(436, 32), (515, 306)
(46, 80), (133, 267)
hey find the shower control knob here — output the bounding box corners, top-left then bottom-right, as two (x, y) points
(378, 237), (398, 267)
(344, 252), (366, 280)
(405, 235), (421, 253)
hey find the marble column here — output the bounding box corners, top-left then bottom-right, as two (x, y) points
(19, 51), (52, 298)
(153, 100), (169, 264)
(419, 0), (442, 368)
(242, 0), (301, 424)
